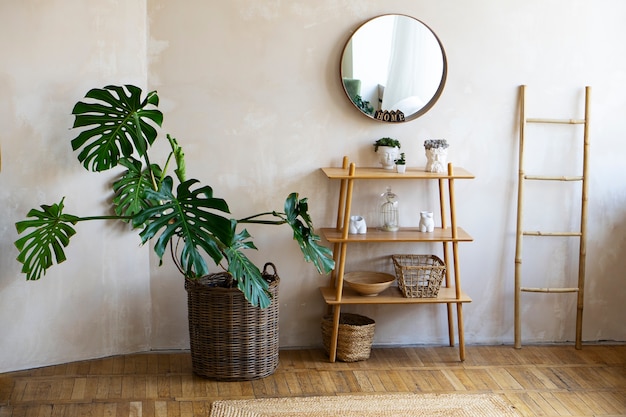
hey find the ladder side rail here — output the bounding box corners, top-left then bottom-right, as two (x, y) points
(575, 86), (591, 349)
(514, 85), (527, 349)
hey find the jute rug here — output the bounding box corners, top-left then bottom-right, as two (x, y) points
(209, 392), (520, 416)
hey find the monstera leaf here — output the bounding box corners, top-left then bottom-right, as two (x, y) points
(112, 157), (162, 219)
(281, 193), (335, 275)
(14, 198), (80, 281)
(71, 85), (163, 172)
(134, 176), (234, 278)
(223, 228), (270, 307)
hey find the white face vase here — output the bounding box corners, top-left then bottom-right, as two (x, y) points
(378, 146), (400, 170)
(425, 147), (447, 173)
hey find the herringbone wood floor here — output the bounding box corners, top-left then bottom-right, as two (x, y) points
(0, 345), (624, 416)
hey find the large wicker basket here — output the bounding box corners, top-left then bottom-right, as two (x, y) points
(392, 254), (446, 298)
(321, 313), (375, 362)
(185, 263), (279, 381)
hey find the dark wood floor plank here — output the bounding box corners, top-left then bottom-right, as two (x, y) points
(280, 370), (303, 396)
(166, 400), (180, 417)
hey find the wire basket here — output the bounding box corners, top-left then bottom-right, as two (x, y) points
(392, 254), (446, 298)
(321, 313), (375, 362)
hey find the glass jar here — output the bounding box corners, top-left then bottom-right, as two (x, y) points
(379, 186), (399, 231)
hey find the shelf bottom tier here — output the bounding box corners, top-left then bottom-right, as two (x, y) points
(320, 286), (472, 305)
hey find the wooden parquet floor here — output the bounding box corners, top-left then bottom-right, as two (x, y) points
(0, 345), (624, 416)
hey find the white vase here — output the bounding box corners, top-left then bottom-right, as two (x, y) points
(419, 211), (434, 232)
(377, 146), (399, 170)
(425, 147), (448, 173)
(349, 215), (367, 234)
(396, 164), (406, 174)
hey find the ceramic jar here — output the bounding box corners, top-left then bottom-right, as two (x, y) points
(349, 215), (367, 234)
(377, 146), (400, 170)
(425, 148), (448, 173)
(419, 211), (434, 232)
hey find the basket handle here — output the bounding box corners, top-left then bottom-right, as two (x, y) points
(263, 262), (278, 277)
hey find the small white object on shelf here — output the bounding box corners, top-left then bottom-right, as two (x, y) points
(379, 186), (399, 231)
(419, 211), (435, 232)
(349, 215), (367, 234)
(424, 139), (449, 173)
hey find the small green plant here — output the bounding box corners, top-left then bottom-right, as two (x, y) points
(373, 137), (401, 152)
(395, 152), (406, 165)
(354, 95), (374, 115)
(424, 139), (449, 150)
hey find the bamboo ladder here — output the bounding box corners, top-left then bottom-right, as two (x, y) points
(514, 85), (591, 350)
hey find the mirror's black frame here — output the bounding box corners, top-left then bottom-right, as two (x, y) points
(340, 14), (448, 123)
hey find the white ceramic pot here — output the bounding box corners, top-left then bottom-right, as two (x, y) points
(349, 215), (367, 234)
(396, 164), (406, 173)
(419, 211), (435, 232)
(425, 147), (448, 173)
(377, 146), (399, 170)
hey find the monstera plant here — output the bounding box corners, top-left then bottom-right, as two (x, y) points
(14, 84), (334, 308)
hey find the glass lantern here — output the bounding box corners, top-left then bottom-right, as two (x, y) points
(379, 186), (399, 231)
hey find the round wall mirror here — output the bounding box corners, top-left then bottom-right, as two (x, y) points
(340, 14), (447, 122)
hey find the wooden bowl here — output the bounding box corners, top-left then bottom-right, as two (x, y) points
(344, 272), (396, 296)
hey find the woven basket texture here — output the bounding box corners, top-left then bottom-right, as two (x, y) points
(185, 263), (279, 381)
(321, 313), (375, 362)
(392, 254), (446, 298)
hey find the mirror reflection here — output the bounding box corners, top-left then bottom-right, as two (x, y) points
(341, 15), (447, 122)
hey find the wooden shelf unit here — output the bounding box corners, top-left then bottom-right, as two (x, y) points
(320, 156), (474, 362)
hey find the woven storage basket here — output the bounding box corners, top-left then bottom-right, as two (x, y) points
(321, 313), (375, 362)
(392, 254), (446, 298)
(185, 263), (279, 381)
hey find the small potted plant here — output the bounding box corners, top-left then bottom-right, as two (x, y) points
(373, 137), (401, 170)
(423, 139), (449, 173)
(395, 152), (406, 173)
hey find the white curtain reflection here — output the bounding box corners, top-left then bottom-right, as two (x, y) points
(381, 16), (443, 115)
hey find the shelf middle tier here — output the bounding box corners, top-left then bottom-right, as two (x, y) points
(320, 286), (472, 305)
(321, 227), (473, 243)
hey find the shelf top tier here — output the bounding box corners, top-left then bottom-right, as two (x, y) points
(321, 165), (474, 180)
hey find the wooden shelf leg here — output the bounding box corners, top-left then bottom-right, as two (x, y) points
(438, 179), (455, 347)
(457, 303), (465, 361)
(329, 305), (342, 363)
(447, 303), (455, 347)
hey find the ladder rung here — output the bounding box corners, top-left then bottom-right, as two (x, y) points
(523, 231), (582, 237)
(524, 175), (583, 181)
(526, 117), (586, 124)
(521, 287), (579, 293)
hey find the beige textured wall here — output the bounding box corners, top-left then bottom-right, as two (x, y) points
(0, 1), (152, 371)
(1, 0), (625, 372)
